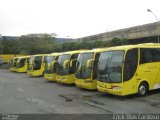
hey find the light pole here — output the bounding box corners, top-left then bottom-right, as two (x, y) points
(147, 9), (159, 43)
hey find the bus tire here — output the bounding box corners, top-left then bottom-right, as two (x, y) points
(138, 82), (148, 96)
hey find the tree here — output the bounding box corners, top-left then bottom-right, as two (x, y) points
(18, 33), (57, 54)
(2, 34), (129, 54)
(3, 38), (20, 54)
(108, 37), (129, 46)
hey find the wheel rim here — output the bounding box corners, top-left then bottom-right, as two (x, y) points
(139, 85), (146, 95)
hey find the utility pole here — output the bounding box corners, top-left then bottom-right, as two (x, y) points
(147, 9), (159, 43)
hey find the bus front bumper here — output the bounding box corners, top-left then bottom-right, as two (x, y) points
(75, 79), (97, 90)
(97, 81), (124, 96)
(56, 75), (74, 84)
(44, 73), (56, 81)
(16, 68), (27, 73)
(27, 70), (43, 77)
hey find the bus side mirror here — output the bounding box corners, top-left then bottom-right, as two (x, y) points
(87, 59), (95, 69)
(63, 60), (69, 68)
(52, 61), (57, 65)
(52, 61), (57, 67)
(70, 59), (77, 67)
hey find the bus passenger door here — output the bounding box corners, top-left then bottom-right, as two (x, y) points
(93, 52), (100, 80)
(123, 48), (138, 95)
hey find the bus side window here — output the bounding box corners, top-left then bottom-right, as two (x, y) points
(124, 48), (138, 82)
(140, 48), (160, 64)
(34, 56), (42, 70)
(153, 49), (160, 62)
(140, 49), (153, 64)
(93, 52), (100, 79)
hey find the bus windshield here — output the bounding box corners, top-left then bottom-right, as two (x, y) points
(45, 56), (55, 64)
(44, 56), (56, 74)
(97, 50), (124, 83)
(17, 58), (26, 68)
(75, 52), (94, 79)
(56, 54), (70, 76)
(58, 54), (70, 65)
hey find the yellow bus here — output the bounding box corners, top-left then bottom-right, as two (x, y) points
(97, 43), (160, 96)
(56, 50), (85, 84)
(44, 53), (61, 81)
(27, 54), (48, 76)
(16, 56), (30, 73)
(75, 48), (105, 90)
(9, 57), (19, 72)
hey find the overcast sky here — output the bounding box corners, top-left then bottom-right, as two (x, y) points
(0, 0), (160, 38)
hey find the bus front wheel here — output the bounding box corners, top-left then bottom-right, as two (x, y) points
(138, 82), (148, 96)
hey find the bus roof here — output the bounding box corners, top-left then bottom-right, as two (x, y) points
(102, 43), (160, 51)
(30, 54), (49, 57)
(79, 48), (107, 54)
(60, 50), (87, 55)
(45, 53), (62, 57)
(17, 55), (30, 59)
(51, 52), (62, 56)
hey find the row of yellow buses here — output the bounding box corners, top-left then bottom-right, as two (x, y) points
(9, 56), (30, 72)
(9, 43), (160, 96)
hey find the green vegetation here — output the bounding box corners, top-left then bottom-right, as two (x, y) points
(3, 33), (57, 54)
(2, 34), (129, 54)
(61, 37), (129, 51)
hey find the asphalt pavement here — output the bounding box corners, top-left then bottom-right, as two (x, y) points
(0, 68), (160, 119)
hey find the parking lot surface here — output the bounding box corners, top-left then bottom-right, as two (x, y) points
(0, 69), (160, 114)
